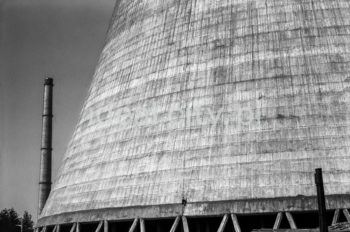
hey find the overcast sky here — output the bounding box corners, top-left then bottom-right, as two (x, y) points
(0, 0), (115, 220)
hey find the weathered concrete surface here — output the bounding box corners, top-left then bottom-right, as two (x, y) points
(40, 0), (350, 224)
(37, 195), (350, 226)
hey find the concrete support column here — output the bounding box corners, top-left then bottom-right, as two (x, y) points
(104, 220), (109, 232)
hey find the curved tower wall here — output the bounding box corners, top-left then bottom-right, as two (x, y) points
(39, 0), (350, 225)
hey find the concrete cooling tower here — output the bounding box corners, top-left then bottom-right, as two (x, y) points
(37, 0), (350, 231)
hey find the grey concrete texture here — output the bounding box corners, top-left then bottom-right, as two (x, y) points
(37, 195), (350, 226)
(40, 0), (350, 222)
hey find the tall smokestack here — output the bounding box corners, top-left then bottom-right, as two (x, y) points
(38, 77), (53, 216)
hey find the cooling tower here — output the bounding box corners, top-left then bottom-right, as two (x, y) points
(37, 0), (350, 231)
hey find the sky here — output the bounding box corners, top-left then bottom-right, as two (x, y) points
(0, 0), (115, 220)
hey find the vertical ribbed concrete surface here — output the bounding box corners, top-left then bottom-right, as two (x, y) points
(41, 0), (350, 220)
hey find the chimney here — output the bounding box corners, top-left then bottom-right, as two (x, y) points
(38, 77), (53, 216)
